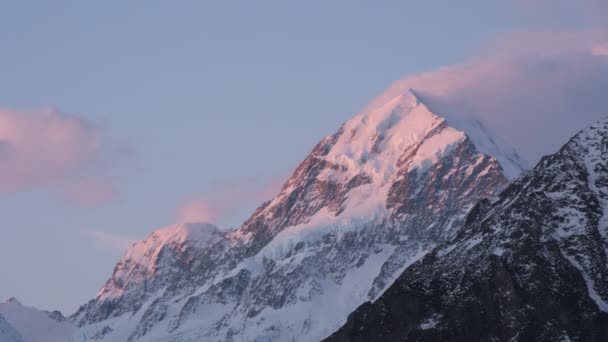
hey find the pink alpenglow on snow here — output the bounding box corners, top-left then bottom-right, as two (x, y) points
(95, 222), (223, 300)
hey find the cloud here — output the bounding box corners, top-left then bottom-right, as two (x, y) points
(176, 175), (285, 229)
(592, 43), (608, 56)
(480, 29), (608, 58)
(80, 228), (138, 250)
(0, 107), (127, 205)
(369, 29), (608, 163)
(0, 107), (98, 191)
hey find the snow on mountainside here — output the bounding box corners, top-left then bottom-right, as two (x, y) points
(97, 222), (224, 301)
(326, 117), (608, 342)
(70, 89), (525, 341)
(0, 313), (23, 342)
(0, 298), (72, 342)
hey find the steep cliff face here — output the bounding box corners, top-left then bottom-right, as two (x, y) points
(71, 90), (523, 342)
(326, 117), (608, 342)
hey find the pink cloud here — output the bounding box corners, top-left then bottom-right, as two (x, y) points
(0, 107), (99, 192)
(177, 197), (225, 224)
(80, 228), (138, 250)
(0, 107), (126, 206)
(592, 43), (608, 56)
(367, 29), (608, 164)
(176, 175), (285, 229)
(479, 29), (608, 59)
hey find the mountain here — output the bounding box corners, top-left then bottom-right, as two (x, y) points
(325, 117), (608, 342)
(0, 298), (72, 342)
(0, 313), (23, 342)
(70, 89), (524, 341)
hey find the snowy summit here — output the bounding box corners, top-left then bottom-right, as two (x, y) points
(70, 86), (526, 342)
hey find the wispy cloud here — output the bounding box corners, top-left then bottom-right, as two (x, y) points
(176, 175), (285, 229)
(0, 107), (129, 206)
(372, 29), (608, 163)
(592, 43), (608, 56)
(80, 228), (138, 250)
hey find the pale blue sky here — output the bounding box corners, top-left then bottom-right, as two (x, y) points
(0, 1), (603, 314)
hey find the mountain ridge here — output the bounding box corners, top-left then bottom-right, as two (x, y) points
(68, 88), (524, 341)
(0, 298), (72, 342)
(325, 116), (608, 342)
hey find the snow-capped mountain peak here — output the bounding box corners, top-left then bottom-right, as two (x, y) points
(304, 88), (522, 186)
(246, 89), (526, 262)
(4, 298), (22, 306)
(328, 89), (465, 182)
(72, 86), (526, 342)
(241, 89), (524, 252)
(356, 88), (525, 180)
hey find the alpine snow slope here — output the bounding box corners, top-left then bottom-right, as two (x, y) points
(326, 117), (608, 342)
(70, 89), (524, 341)
(0, 298), (73, 342)
(0, 313), (22, 342)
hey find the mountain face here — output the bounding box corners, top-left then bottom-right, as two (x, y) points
(70, 90), (524, 341)
(325, 117), (608, 342)
(0, 313), (23, 342)
(0, 298), (72, 342)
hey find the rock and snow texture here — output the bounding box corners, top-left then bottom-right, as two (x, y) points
(70, 89), (524, 341)
(0, 313), (23, 342)
(96, 222), (225, 301)
(0, 298), (72, 342)
(326, 117), (608, 342)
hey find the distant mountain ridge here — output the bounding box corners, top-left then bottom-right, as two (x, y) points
(0, 298), (72, 342)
